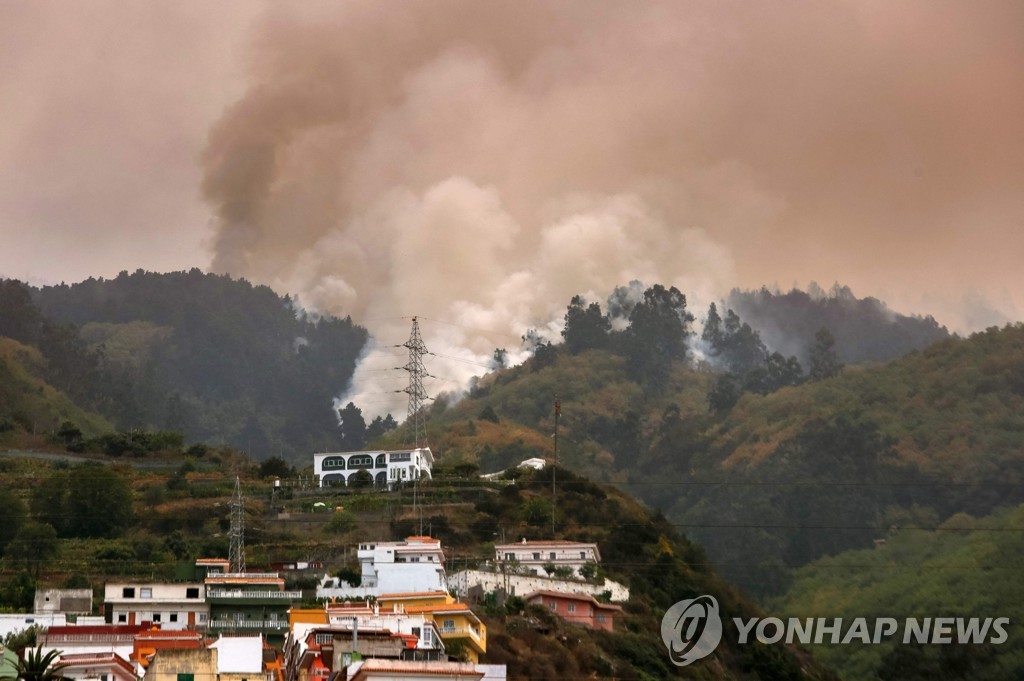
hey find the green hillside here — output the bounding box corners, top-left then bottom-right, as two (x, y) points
(375, 322), (1024, 605)
(0, 336), (112, 438)
(769, 503), (1024, 680)
(0, 449), (836, 680)
(25, 270), (369, 459)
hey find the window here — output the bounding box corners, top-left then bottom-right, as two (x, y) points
(549, 552), (556, 560)
(548, 602), (556, 611)
(177, 674), (194, 681)
(568, 604), (576, 613)
(349, 454), (373, 468)
(122, 587), (135, 598)
(140, 588), (152, 598)
(153, 613), (162, 622)
(597, 615), (606, 623)
(580, 551), (586, 559)
(505, 553), (514, 560)
(170, 613), (178, 622)
(532, 553), (540, 560)
(390, 452), (411, 462)
(186, 587), (200, 599)
(117, 614), (127, 623)
(375, 454), (387, 468)
(322, 456), (345, 470)
(199, 613), (207, 622)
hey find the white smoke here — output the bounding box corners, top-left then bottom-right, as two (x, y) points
(199, 1), (1024, 418)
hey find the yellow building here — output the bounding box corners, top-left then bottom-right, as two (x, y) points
(378, 593), (487, 663)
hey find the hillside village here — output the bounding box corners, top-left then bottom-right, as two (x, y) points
(0, 449), (650, 681)
(4, 274), (1023, 679)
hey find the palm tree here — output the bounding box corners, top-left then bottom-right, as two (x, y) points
(10, 646), (67, 681)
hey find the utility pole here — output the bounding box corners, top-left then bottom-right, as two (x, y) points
(552, 397), (560, 537)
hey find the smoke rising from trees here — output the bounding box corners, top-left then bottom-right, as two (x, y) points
(4, 2), (1022, 416)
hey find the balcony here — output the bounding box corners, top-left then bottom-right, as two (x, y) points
(199, 619), (290, 632)
(206, 589), (301, 601)
(436, 623), (486, 652)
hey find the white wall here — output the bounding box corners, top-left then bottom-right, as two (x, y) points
(449, 570), (629, 603)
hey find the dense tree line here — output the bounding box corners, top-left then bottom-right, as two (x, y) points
(726, 284), (949, 365)
(20, 269), (369, 460)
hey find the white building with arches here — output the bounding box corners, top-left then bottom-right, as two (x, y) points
(313, 447), (433, 488)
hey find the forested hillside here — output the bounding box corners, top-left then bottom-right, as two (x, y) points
(1, 271), (369, 458)
(770, 503), (1024, 680)
(0, 446), (837, 680)
(726, 285), (949, 366)
(381, 302), (1024, 603)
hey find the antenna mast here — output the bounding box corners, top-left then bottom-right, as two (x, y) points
(402, 317), (430, 448)
(229, 476), (246, 574)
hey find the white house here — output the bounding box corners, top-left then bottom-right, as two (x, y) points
(317, 538), (447, 599)
(103, 583), (208, 629)
(493, 540), (600, 578)
(314, 448), (433, 488)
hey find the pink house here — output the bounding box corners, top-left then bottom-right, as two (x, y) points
(523, 591), (623, 632)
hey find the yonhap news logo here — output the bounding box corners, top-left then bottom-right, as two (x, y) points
(660, 595), (723, 666)
(661, 595), (1010, 666)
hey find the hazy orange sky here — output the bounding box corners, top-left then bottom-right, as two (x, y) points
(2, 1), (1022, 344)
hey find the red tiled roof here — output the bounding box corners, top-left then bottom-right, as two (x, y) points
(205, 577), (284, 584)
(58, 652), (136, 676)
(523, 590), (623, 612)
(350, 660), (483, 680)
(495, 540), (596, 547)
(377, 591), (449, 600)
(403, 603), (471, 613)
(45, 624), (152, 636)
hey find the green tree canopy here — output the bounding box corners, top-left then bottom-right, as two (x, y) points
(337, 402), (367, 450)
(562, 295), (611, 354)
(31, 465), (133, 538)
(4, 522), (59, 578)
(809, 326), (843, 380)
(623, 284), (694, 388)
(0, 489), (27, 556)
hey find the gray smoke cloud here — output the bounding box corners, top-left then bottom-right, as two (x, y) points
(198, 0), (1024, 416)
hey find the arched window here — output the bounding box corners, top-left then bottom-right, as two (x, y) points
(349, 454), (373, 468)
(322, 456), (345, 470)
(375, 454), (387, 468)
(321, 473), (345, 486)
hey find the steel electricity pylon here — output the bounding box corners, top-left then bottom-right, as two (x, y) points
(401, 317), (430, 448)
(228, 476), (246, 574)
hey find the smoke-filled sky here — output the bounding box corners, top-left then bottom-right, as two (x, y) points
(2, 1), (1023, 412)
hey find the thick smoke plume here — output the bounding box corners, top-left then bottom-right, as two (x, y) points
(201, 1), (1024, 417)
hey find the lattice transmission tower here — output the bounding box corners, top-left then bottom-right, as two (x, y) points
(228, 476), (246, 574)
(402, 317), (430, 448)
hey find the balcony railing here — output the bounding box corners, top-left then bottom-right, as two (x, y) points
(199, 619), (290, 632)
(209, 572), (281, 579)
(206, 589), (302, 600)
(437, 625), (484, 645)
